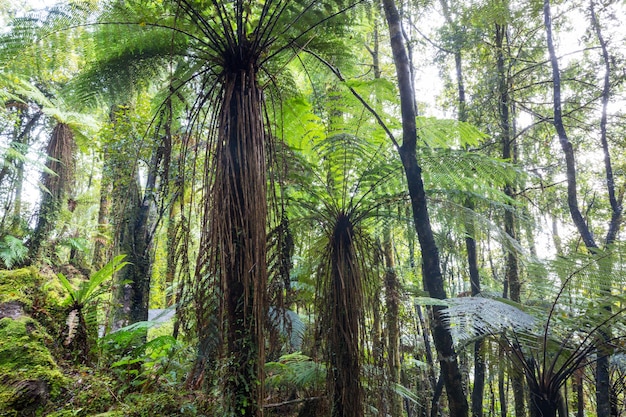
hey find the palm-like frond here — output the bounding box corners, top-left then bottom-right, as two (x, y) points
(440, 296), (538, 347)
(266, 352), (325, 390)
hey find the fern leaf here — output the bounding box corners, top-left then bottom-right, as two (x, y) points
(441, 297), (537, 346)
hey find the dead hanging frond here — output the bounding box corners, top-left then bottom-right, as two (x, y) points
(323, 210), (365, 417)
(64, 308), (79, 346)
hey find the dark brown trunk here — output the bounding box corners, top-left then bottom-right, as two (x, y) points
(495, 18), (526, 417)
(498, 352), (507, 417)
(543, 0), (596, 249)
(208, 65), (267, 417)
(573, 368), (584, 417)
(328, 214), (363, 417)
(589, 4), (621, 415)
(382, 1), (468, 416)
(29, 123), (76, 262)
(544, 3), (620, 417)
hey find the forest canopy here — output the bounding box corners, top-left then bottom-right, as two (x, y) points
(0, 1), (625, 417)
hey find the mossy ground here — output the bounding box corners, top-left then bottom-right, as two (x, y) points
(0, 267), (211, 417)
(0, 317), (67, 415)
(0, 268), (40, 309)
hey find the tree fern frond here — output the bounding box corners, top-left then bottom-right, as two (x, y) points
(266, 352), (325, 390)
(441, 296), (538, 347)
(416, 117), (488, 148)
(0, 235), (28, 269)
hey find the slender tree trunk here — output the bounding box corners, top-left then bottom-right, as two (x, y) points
(438, 2), (485, 412)
(165, 202), (179, 306)
(494, 17), (527, 417)
(589, 4), (621, 415)
(544, 3), (622, 417)
(573, 368), (584, 417)
(465, 204), (485, 417)
(93, 149), (112, 269)
(498, 360), (507, 417)
(382, 1), (468, 416)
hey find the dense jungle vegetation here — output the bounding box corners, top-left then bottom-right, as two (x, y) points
(0, 0), (625, 416)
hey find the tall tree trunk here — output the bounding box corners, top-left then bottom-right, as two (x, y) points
(438, 1), (485, 412)
(201, 65), (267, 417)
(494, 19), (526, 417)
(544, 2), (622, 417)
(589, 4), (621, 415)
(109, 107), (160, 334)
(384, 227), (402, 417)
(382, 1), (468, 416)
(465, 201), (485, 417)
(93, 148), (112, 269)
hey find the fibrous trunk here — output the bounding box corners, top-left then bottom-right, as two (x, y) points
(29, 123), (76, 261)
(211, 63), (267, 417)
(328, 213), (363, 417)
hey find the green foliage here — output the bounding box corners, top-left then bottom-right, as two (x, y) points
(416, 117), (487, 148)
(265, 352), (325, 391)
(0, 235), (27, 268)
(101, 318), (189, 394)
(57, 254), (127, 308)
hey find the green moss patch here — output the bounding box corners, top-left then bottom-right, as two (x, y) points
(0, 316), (67, 415)
(0, 268), (40, 310)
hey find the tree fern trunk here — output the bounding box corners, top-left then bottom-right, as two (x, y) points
(384, 227), (402, 417)
(29, 123), (76, 262)
(326, 213), (364, 417)
(211, 65), (267, 417)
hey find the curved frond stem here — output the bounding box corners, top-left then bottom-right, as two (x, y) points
(175, 0), (227, 54)
(208, 0), (236, 50)
(264, 0), (366, 62)
(303, 47), (399, 149)
(542, 252), (610, 368)
(252, 0), (290, 53)
(350, 166), (403, 217)
(553, 306), (626, 381)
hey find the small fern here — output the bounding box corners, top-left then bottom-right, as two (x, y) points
(0, 235), (28, 268)
(56, 255), (128, 363)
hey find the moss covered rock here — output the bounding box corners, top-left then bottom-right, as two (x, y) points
(0, 268), (40, 311)
(0, 316), (67, 416)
